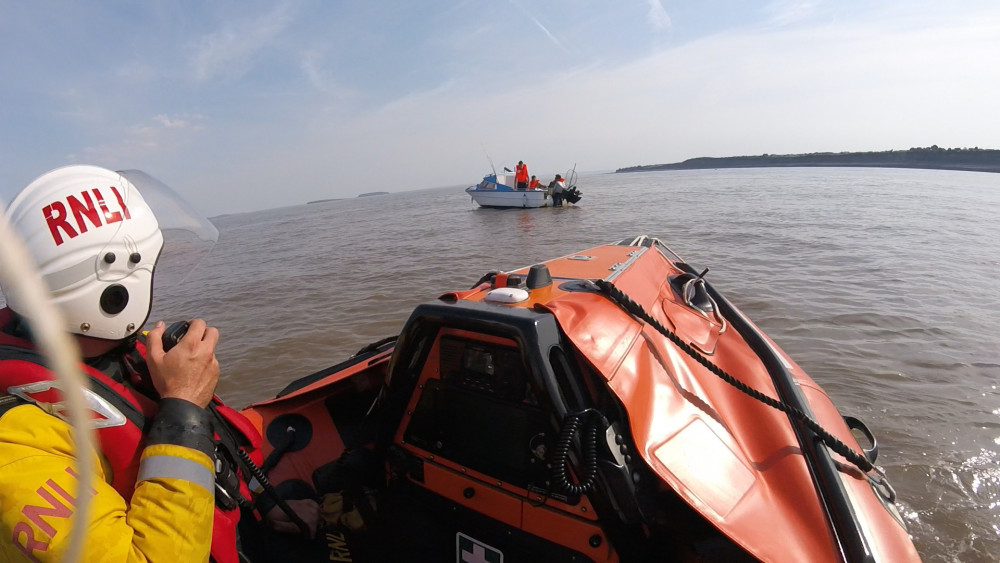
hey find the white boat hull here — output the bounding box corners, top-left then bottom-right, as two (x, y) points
(466, 187), (549, 208)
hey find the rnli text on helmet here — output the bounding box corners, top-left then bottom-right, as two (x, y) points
(42, 186), (132, 246)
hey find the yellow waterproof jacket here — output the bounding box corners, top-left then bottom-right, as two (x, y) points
(0, 402), (215, 562)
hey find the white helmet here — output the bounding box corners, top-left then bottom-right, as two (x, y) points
(3, 165), (163, 340)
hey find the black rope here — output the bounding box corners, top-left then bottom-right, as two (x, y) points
(353, 335), (398, 357)
(594, 279), (874, 474)
(470, 271), (499, 289)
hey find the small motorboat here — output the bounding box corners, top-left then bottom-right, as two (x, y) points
(465, 169), (582, 208)
(242, 236), (919, 562)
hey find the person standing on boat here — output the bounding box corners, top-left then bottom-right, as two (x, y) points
(0, 165), (320, 562)
(515, 160), (529, 190)
(549, 174), (566, 206)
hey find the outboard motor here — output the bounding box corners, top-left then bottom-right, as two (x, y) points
(563, 186), (582, 204)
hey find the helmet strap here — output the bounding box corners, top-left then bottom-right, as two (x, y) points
(82, 336), (157, 399)
(2, 311), (35, 342)
(120, 339), (159, 399)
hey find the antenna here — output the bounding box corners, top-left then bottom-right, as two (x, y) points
(481, 143), (497, 176)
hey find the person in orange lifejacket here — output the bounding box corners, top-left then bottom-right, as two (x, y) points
(529, 175), (540, 189)
(515, 160), (529, 190)
(0, 165), (320, 562)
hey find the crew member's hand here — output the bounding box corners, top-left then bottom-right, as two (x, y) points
(265, 499), (322, 538)
(146, 319), (220, 408)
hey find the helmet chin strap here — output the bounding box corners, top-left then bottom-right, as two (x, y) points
(105, 353), (155, 399)
(3, 311), (35, 341)
(79, 335), (158, 399)
(120, 337), (161, 400)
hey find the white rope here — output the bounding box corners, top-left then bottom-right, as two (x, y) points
(0, 210), (93, 563)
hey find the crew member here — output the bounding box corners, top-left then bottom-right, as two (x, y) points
(515, 160), (529, 190)
(550, 174), (566, 206)
(0, 165), (319, 562)
(529, 175), (540, 189)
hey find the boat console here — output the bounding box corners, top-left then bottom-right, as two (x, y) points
(402, 335), (555, 490)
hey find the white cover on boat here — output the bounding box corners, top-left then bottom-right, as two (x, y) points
(484, 287), (529, 303)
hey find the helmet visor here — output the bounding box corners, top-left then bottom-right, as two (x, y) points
(115, 170), (218, 290)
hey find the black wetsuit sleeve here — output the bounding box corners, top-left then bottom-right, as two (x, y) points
(147, 398), (215, 459)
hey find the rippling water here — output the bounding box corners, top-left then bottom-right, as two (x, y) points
(148, 167), (999, 561)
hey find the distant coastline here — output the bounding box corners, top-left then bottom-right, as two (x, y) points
(616, 146), (1000, 174)
(307, 191), (390, 204)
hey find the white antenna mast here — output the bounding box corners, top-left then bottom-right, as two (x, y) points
(481, 143), (497, 176)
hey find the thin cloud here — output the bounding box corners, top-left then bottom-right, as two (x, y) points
(529, 16), (569, 52)
(70, 114), (204, 164)
(190, 4), (296, 82)
(299, 49), (342, 95)
(509, 0), (569, 53)
(153, 114), (203, 130)
(647, 0), (673, 32)
(764, 0), (825, 27)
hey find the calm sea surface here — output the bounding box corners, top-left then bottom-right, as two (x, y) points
(148, 167), (998, 562)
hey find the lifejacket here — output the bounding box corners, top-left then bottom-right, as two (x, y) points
(0, 307), (262, 563)
(515, 164), (529, 183)
(529, 178), (540, 189)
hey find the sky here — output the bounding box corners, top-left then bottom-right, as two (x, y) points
(2, 0), (999, 216)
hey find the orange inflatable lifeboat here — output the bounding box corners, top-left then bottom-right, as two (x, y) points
(243, 235), (920, 562)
